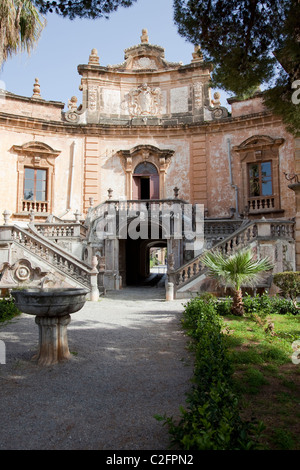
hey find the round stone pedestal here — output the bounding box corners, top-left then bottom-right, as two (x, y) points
(11, 287), (88, 367)
(35, 314), (71, 366)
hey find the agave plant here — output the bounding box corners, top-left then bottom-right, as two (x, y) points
(202, 248), (273, 316)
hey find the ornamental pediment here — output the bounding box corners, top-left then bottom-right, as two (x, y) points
(107, 30), (182, 72)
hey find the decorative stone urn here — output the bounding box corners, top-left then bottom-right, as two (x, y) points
(11, 288), (89, 366)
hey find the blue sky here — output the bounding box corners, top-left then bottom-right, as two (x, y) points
(0, 0), (229, 109)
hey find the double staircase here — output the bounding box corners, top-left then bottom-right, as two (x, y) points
(0, 204), (296, 300)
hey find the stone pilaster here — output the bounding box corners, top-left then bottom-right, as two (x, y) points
(84, 137), (99, 214)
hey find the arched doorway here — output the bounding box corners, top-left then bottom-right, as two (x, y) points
(132, 162), (159, 200)
(117, 144), (174, 200)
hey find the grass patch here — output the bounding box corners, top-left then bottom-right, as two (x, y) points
(223, 310), (300, 450)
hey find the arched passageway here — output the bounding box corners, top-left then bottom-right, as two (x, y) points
(121, 238), (167, 286)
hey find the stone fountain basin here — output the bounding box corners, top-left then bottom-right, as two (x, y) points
(11, 288), (89, 316)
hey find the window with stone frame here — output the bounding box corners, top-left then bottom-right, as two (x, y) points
(11, 141), (60, 217)
(234, 135), (284, 215)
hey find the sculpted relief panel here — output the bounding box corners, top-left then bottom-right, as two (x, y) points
(193, 82), (203, 109)
(122, 83), (163, 117)
(132, 57), (158, 70)
(88, 86), (98, 111)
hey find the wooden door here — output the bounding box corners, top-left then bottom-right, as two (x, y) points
(132, 176), (141, 200)
(150, 175), (159, 199)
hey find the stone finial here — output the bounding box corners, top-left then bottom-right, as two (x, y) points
(211, 91), (221, 107)
(91, 255), (98, 273)
(68, 96), (78, 111)
(192, 45), (203, 62)
(2, 209), (10, 225)
(32, 78), (41, 99)
(141, 28), (149, 44)
(88, 48), (100, 65)
(74, 209), (82, 222)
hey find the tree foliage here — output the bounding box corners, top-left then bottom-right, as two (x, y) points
(173, 0), (300, 135)
(32, 0), (136, 19)
(0, 0), (46, 68)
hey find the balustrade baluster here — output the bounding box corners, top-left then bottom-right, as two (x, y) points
(193, 263), (197, 276)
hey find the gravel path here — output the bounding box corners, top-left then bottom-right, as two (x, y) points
(0, 286), (193, 450)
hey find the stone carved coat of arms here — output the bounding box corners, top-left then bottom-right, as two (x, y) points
(122, 83), (162, 117)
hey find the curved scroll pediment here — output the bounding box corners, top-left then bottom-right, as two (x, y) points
(12, 141), (61, 157)
(234, 135), (285, 152)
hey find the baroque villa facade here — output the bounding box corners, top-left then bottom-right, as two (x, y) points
(0, 30), (299, 299)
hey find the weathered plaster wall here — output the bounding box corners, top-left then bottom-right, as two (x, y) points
(204, 117), (296, 219)
(0, 94), (64, 122)
(230, 96), (267, 118)
(0, 125), (85, 221)
(90, 135), (191, 203)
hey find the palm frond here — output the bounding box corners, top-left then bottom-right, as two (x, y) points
(0, 0), (45, 67)
(202, 247), (273, 290)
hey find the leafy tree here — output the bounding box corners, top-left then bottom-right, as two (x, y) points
(202, 248), (273, 316)
(0, 0), (46, 68)
(33, 0), (136, 19)
(173, 0), (300, 135)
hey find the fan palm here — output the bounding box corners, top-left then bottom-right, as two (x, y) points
(0, 0), (45, 68)
(202, 248), (273, 316)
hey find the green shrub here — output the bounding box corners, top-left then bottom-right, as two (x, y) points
(214, 297), (233, 316)
(0, 296), (21, 322)
(273, 272), (300, 303)
(158, 296), (259, 450)
(243, 292), (298, 316)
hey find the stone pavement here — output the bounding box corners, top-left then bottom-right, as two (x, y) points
(0, 285), (193, 450)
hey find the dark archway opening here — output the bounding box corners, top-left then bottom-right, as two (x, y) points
(140, 177), (150, 200)
(123, 238), (167, 287)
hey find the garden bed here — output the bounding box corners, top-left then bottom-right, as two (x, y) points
(159, 293), (300, 450)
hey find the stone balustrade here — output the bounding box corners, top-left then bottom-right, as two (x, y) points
(86, 199), (189, 225)
(168, 219), (295, 291)
(247, 196), (276, 212)
(22, 199), (49, 213)
(35, 223), (86, 239)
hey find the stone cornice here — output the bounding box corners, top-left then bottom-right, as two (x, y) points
(0, 109), (285, 137)
(1, 90), (64, 108)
